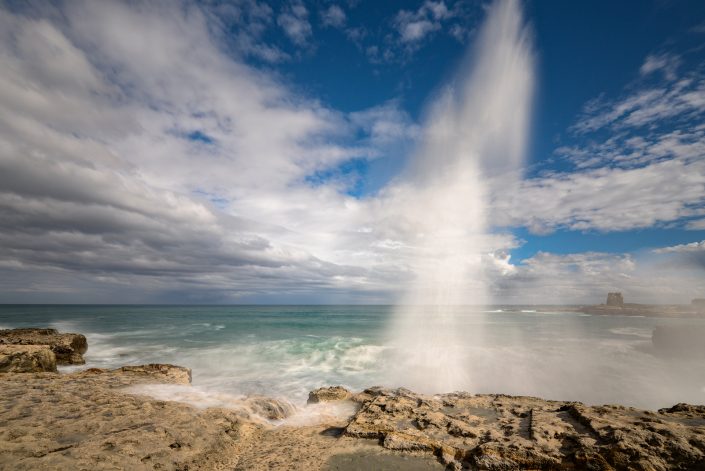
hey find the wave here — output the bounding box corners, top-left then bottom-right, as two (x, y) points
(609, 327), (653, 339)
(125, 383), (358, 426)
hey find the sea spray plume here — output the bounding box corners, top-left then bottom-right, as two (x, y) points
(387, 0), (534, 393)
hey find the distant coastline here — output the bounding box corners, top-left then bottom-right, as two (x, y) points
(577, 292), (705, 318)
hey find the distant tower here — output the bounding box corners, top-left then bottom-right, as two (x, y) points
(606, 292), (624, 306)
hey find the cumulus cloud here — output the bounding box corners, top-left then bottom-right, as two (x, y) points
(0, 1), (413, 303)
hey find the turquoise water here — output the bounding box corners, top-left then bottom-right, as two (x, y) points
(1, 305), (704, 410)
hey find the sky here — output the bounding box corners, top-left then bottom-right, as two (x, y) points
(1, 0), (704, 304)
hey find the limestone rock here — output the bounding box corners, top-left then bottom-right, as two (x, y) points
(0, 328), (87, 364)
(307, 386), (352, 404)
(0, 345), (57, 373)
(343, 388), (705, 470)
(0, 366), (246, 471)
(243, 396), (297, 420)
(116, 364), (192, 384)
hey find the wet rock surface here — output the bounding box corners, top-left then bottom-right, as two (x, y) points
(0, 328), (88, 364)
(342, 387), (705, 470)
(0, 345), (57, 373)
(309, 386), (353, 404)
(0, 367), (395, 470)
(243, 396), (297, 420)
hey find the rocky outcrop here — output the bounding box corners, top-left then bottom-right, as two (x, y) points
(117, 363), (192, 384)
(2, 361), (704, 471)
(0, 328), (87, 364)
(243, 396), (297, 420)
(0, 345), (57, 373)
(339, 387), (705, 470)
(308, 386), (352, 404)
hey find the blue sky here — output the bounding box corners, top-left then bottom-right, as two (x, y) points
(0, 0), (704, 303)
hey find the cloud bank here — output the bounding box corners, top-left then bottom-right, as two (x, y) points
(0, 1), (703, 304)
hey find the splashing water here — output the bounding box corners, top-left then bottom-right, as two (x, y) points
(388, 0), (535, 393)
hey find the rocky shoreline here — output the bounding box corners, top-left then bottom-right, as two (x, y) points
(1, 328), (705, 470)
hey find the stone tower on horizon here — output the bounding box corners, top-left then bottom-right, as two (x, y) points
(606, 292), (624, 306)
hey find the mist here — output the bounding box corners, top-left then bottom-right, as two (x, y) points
(383, 0), (704, 409)
(386, 0), (534, 393)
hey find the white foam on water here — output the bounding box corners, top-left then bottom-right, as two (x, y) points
(609, 327), (653, 339)
(125, 383), (358, 426)
(283, 401), (359, 427)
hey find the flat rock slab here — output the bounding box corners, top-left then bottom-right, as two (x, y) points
(3, 365), (705, 471)
(344, 388), (705, 470)
(0, 328), (87, 365)
(325, 450), (445, 471)
(0, 368), (393, 471)
(0, 364), (242, 470)
(309, 386), (353, 404)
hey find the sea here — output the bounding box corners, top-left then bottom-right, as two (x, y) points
(1, 305), (704, 413)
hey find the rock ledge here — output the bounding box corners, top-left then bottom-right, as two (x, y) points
(0, 328), (87, 364)
(0, 345), (57, 373)
(328, 387), (705, 470)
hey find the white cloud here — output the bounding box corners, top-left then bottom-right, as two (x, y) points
(0, 2), (415, 302)
(654, 240), (705, 254)
(640, 52), (681, 81)
(686, 218), (705, 230)
(490, 250), (704, 305)
(513, 49), (705, 234)
(320, 5), (346, 29)
(494, 156), (705, 233)
(348, 101), (420, 146)
(205, 0), (291, 63)
(399, 19), (439, 42)
(571, 75), (705, 135)
(394, 1), (454, 44)
(277, 2), (312, 46)
(0, 2), (703, 304)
